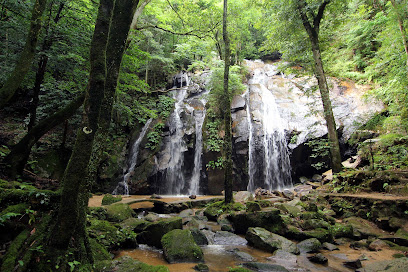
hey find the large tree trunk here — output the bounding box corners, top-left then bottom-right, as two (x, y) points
(44, 0), (139, 269)
(296, 0), (342, 173)
(223, 0), (233, 203)
(4, 93), (85, 179)
(390, 0), (408, 71)
(0, 0), (47, 109)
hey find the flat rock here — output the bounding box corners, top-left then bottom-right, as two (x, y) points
(308, 253), (328, 264)
(297, 238), (322, 253)
(344, 217), (387, 238)
(322, 242), (339, 251)
(246, 227), (299, 254)
(242, 262), (289, 272)
(213, 231), (247, 246)
(357, 257), (408, 272)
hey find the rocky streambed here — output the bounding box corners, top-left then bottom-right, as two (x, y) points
(89, 188), (408, 272)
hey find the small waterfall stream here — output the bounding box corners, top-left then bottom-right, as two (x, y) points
(163, 88), (188, 195)
(246, 61), (292, 191)
(113, 118), (152, 195)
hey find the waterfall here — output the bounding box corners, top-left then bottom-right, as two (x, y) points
(163, 88), (188, 195)
(188, 106), (206, 195)
(113, 118), (153, 195)
(246, 61), (292, 191)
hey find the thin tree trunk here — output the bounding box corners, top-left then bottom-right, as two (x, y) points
(296, 0), (342, 173)
(0, 0), (47, 109)
(223, 0), (233, 203)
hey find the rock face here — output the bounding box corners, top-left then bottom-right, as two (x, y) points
(110, 59), (382, 195)
(245, 227), (299, 254)
(136, 217), (182, 248)
(161, 229), (204, 263)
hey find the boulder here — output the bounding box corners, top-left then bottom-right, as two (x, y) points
(308, 253), (328, 264)
(242, 262), (289, 272)
(231, 95), (246, 112)
(103, 256), (169, 272)
(275, 203), (301, 217)
(267, 250), (298, 269)
(368, 239), (389, 251)
(234, 191), (253, 203)
(246, 201), (262, 212)
(120, 218), (149, 232)
(228, 248), (256, 262)
(343, 259), (362, 270)
(213, 231), (247, 246)
(104, 203), (133, 223)
(303, 228), (333, 243)
(329, 224), (354, 239)
(246, 227), (299, 254)
(228, 209), (286, 235)
(322, 242), (339, 251)
(161, 229), (204, 263)
(297, 238), (322, 253)
(344, 217), (386, 238)
(137, 217), (182, 248)
(194, 263), (209, 272)
(190, 229), (208, 245)
(359, 257), (408, 272)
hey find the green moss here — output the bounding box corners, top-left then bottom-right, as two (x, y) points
(88, 207), (108, 220)
(0, 229), (29, 272)
(161, 229), (204, 263)
(303, 228), (333, 243)
(89, 238), (111, 261)
(246, 201), (261, 212)
(88, 219), (136, 250)
(256, 200), (273, 208)
(137, 217), (182, 248)
(204, 201), (245, 221)
(329, 224), (354, 239)
(101, 194), (122, 205)
(228, 267), (253, 272)
(0, 203), (29, 216)
(120, 217), (149, 232)
(95, 256), (169, 272)
(104, 203), (133, 222)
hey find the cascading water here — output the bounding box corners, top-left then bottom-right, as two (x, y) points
(163, 88), (188, 195)
(246, 61), (292, 191)
(113, 118), (153, 195)
(188, 104), (206, 195)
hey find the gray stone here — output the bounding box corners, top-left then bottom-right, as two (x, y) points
(308, 253), (328, 264)
(228, 248), (256, 262)
(231, 95), (246, 112)
(368, 239), (389, 251)
(297, 238), (322, 253)
(214, 231), (247, 246)
(234, 191), (254, 203)
(358, 257), (408, 272)
(322, 242), (339, 251)
(246, 227), (299, 254)
(243, 262), (289, 272)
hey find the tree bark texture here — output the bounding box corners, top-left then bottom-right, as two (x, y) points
(223, 0), (233, 203)
(296, 0), (342, 173)
(390, 0), (408, 71)
(0, 0), (47, 109)
(48, 0), (140, 266)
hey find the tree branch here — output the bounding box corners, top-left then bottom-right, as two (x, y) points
(314, 0), (331, 32)
(166, 0), (185, 27)
(136, 21), (220, 39)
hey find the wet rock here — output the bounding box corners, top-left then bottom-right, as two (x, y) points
(104, 203), (134, 223)
(120, 218), (149, 232)
(234, 191), (254, 203)
(267, 250), (298, 269)
(322, 242), (339, 251)
(190, 229), (208, 245)
(282, 189), (295, 200)
(350, 239), (369, 249)
(185, 218), (206, 230)
(357, 257), (408, 272)
(194, 263), (209, 272)
(297, 238), (322, 253)
(246, 227), (299, 254)
(242, 262), (289, 272)
(343, 259), (362, 269)
(308, 253), (328, 264)
(312, 174), (322, 182)
(201, 230), (215, 244)
(144, 212), (160, 222)
(246, 201), (262, 212)
(214, 231), (247, 246)
(344, 216), (386, 238)
(105, 255), (168, 272)
(329, 224), (354, 239)
(275, 203), (301, 217)
(299, 177), (309, 184)
(189, 195), (197, 199)
(221, 224), (233, 232)
(179, 209), (195, 218)
(300, 219), (330, 230)
(231, 95), (246, 112)
(228, 209), (286, 235)
(368, 239), (389, 251)
(334, 237), (353, 245)
(228, 248), (256, 262)
(302, 228), (333, 243)
(137, 217), (182, 248)
(161, 229), (204, 263)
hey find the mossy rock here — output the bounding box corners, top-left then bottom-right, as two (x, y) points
(242, 262), (289, 272)
(297, 238), (322, 253)
(104, 203), (133, 222)
(246, 201), (261, 212)
(90, 238), (111, 262)
(137, 217), (182, 248)
(88, 207), (108, 220)
(275, 203), (301, 217)
(95, 255), (169, 272)
(0, 229), (29, 272)
(228, 209), (286, 235)
(161, 229), (204, 263)
(203, 201), (245, 221)
(329, 223), (354, 239)
(120, 218), (149, 232)
(343, 216), (385, 238)
(245, 227), (299, 254)
(102, 194), (122, 205)
(88, 219), (137, 250)
(303, 228), (333, 243)
(194, 263), (209, 271)
(299, 219), (330, 230)
(0, 203), (29, 216)
(228, 267), (253, 272)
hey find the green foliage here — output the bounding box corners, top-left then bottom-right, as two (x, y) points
(146, 122), (165, 150)
(306, 138), (331, 170)
(206, 156), (225, 169)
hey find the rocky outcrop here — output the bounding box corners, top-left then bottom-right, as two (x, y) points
(228, 209), (286, 235)
(245, 227), (299, 254)
(136, 217), (182, 248)
(161, 229), (204, 263)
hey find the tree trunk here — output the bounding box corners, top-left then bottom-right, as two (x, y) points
(310, 38), (342, 173)
(296, 0), (342, 173)
(45, 0), (140, 268)
(4, 93), (85, 179)
(223, 0), (233, 203)
(0, 0), (47, 109)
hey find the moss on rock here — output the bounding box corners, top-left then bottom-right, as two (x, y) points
(0, 229), (29, 272)
(161, 229), (204, 263)
(104, 203), (133, 222)
(101, 194), (122, 205)
(228, 209), (286, 235)
(137, 217), (182, 248)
